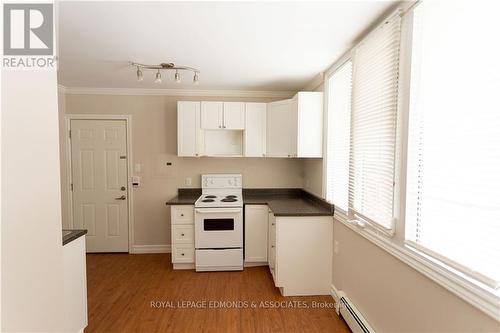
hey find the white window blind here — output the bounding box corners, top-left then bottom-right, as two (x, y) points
(405, 1), (500, 288)
(349, 14), (401, 231)
(325, 61), (352, 211)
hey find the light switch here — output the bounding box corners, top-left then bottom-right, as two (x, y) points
(185, 177), (192, 186)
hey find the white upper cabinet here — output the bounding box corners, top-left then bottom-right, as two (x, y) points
(267, 92), (323, 158)
(201, 101), (245, 130)
(244, 103), (267, 157)
(223, 102), (245, 129)
(201, 101), (223, 129)
(296, 92), (323, 157)
(177, 101), (202, 157)
(267, 99), (297, 157)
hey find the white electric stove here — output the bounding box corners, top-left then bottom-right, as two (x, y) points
(194, 174), (243, 272)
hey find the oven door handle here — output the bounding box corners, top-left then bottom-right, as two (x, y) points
(195, 208), (242, 214)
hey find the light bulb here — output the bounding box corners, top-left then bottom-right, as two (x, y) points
(136, 67), (143, 81)
(175, 70), (181, 83)
(154, 70), (162, 84)
(193, 72), (199, 85)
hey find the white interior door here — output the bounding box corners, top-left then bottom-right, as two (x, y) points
(70, 119), (129, 252)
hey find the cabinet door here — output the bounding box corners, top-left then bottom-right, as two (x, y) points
(177, 101), (200, 156)
(266, 99), (297, 157)
(201, 101), (223, 129)
(268, 211), (278, 284)
(244, 205), (268, 262)
(296, 92), (323, 157)
(244, 103), (266, 157)
(223, 102), (245, 129)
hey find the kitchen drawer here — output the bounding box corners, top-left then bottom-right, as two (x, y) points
(172, 225), (194, 244)
(172, 244), (195, 263)
(171, 205), (194, 225)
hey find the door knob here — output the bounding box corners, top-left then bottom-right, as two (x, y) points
(121, 186), (126, 191)
(115, 195), (126, 200)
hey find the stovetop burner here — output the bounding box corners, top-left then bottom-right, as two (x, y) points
(225, 195), (237, 198)
(221, 198), (237, 202)
(202, 199), (215, 202)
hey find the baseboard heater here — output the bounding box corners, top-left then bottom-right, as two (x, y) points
(337, 293), (374, 333)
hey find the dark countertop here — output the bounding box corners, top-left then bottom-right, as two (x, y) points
(166, 188), (334, 217)
(63, 229), (87, 245)
(243, 195), (333, 216)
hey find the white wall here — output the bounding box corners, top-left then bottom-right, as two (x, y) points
(333, 222), (499, 332)
(59, 93), (304, 246)
(1, 70), (65, 331)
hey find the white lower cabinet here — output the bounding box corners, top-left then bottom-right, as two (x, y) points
(63, 236), (88, 332)
(171, 205), (195, 269)
(244, 205), (269, 264)
(268, 210), (333, 296)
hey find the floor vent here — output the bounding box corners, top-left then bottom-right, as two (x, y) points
(338, 294), (374, 333)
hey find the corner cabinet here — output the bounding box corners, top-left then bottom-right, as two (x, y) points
(267, 92), (323, 158)
(268, 210), (333, 296)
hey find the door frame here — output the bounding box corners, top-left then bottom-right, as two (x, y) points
(64, 114), (134, 253)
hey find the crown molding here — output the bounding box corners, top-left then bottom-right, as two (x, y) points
(57, 85), (295, 98)
(302, 72), (325, 92)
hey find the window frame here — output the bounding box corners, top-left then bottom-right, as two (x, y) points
(323, 4), (500, 321)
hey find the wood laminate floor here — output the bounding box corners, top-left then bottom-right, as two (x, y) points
(85, 253), (350, 333)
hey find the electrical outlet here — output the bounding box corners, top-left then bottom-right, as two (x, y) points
(334, 240), (340, 254)
(185, 177), (192, 186)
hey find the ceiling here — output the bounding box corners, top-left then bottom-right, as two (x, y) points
(57, 1), (397, 92)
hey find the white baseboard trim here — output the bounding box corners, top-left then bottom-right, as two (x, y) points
(330, 284), (341, 314)
(132, 244), (171, 254)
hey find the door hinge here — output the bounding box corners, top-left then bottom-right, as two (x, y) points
(69, 130), (72, 139)
(70, 183), (73, 191)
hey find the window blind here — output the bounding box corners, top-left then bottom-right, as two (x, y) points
(325, 61), (352, 211)
(405, 1), (500, 288)
(349, 14), (401, 231)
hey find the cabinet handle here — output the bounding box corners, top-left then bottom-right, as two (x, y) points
(181, 233), (185, 236)
(271, 223), (275, 226)
(181, 253), (185, 256)
(271, 245), (275, 248)
(181, 214), (184, 217)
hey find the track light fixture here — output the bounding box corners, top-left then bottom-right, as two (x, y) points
(154, 70), (162, 84)
(136, 67), (143, 81)
(131, 62), (200, 85)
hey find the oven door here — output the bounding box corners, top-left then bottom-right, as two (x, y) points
(195, 208), (243, 249)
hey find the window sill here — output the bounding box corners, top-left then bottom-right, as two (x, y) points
(334, 211), (500, 321)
